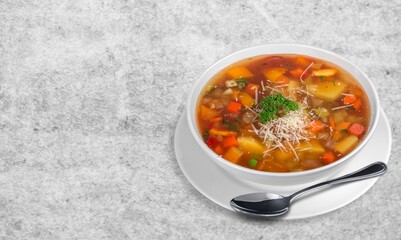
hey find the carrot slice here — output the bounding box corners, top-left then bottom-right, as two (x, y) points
(353, 99), (362, 110)
(307, 120), (326, 132)
(214, 145), (224, 155)
(322, 152), (336, 164)
(209, 128), (237, 136)
(335, 122), (351, 131)
(342, 95), (357, 105)
(348, 123), (365, 136)
(200, 106), (219, 120)
(226, 101), (242, 113)
(349, 87), (363, 97)
(289, 68), (304, 78)
(295, 56), (312, 67)
(245, 84), (259, 97)
(222, 136), (238, 148)
(209, 117), (222, 123)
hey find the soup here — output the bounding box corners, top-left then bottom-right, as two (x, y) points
(196, 54), (370, 172)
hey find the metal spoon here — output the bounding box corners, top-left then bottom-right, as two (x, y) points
(230, 162), (387, 217)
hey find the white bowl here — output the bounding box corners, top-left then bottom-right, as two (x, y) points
(186, 43), (380, 186)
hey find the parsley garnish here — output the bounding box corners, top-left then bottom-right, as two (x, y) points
(236, 78), (248, 89)
(258, 94), (299, 123)
(319, 76), (325, 81)
(340, 129), (349, 133)
(223, 119), (239, 131)
(202, 130), (209, 140)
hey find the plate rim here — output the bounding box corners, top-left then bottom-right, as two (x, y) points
(174, 108), (391, 219)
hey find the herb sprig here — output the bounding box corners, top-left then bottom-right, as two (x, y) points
(258, 94), (299, 123)
(223, 119), (239, 131)
(236, 78), (248, 89)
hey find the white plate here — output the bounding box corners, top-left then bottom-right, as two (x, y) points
(174, 108), (391, 220)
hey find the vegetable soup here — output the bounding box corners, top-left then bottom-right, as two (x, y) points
(196, 55), (370, 172)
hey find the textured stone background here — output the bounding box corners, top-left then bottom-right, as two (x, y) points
(0, 0), (400, 239)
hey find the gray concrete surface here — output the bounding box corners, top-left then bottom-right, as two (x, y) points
(0, 0), (400, 239)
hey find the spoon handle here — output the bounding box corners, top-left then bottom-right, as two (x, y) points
(289, 162), (387, 202)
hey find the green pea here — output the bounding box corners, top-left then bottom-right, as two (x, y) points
(248, 159), (258, 168)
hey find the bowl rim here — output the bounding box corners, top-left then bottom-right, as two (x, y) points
(186, 43), (380, 177)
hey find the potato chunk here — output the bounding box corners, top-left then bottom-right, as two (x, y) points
(263, 67), (286, 81)
(307, 80), (347, 101)
(238, 92), (255, 108)
(297, 140), (325, 154)
(237, 136), (265, 154)
(223, 147), (243, 163)
(334, 135), (358, 154)
(273, 148), (294, 161)
(312, 69), (338, 77)
(226, 67), (254, 79)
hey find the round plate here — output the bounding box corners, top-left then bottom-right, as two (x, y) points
(174, 108), (391, 219)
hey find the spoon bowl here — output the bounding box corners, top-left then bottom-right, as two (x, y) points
(230, 193), (290, 217)
(230, 162), (387, 217)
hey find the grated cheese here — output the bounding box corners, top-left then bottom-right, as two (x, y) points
(332, 105), (353, 111)
(300, 62), (314, 83)
(244, 105), (258, 115)
(264, 85), (281, 93)
(275, 84), (290, 88)
(296, 89), (313, 96)
(256, 105), (312, 153)
(341, 93), (355, 97)
(251, 124), (259, 135)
